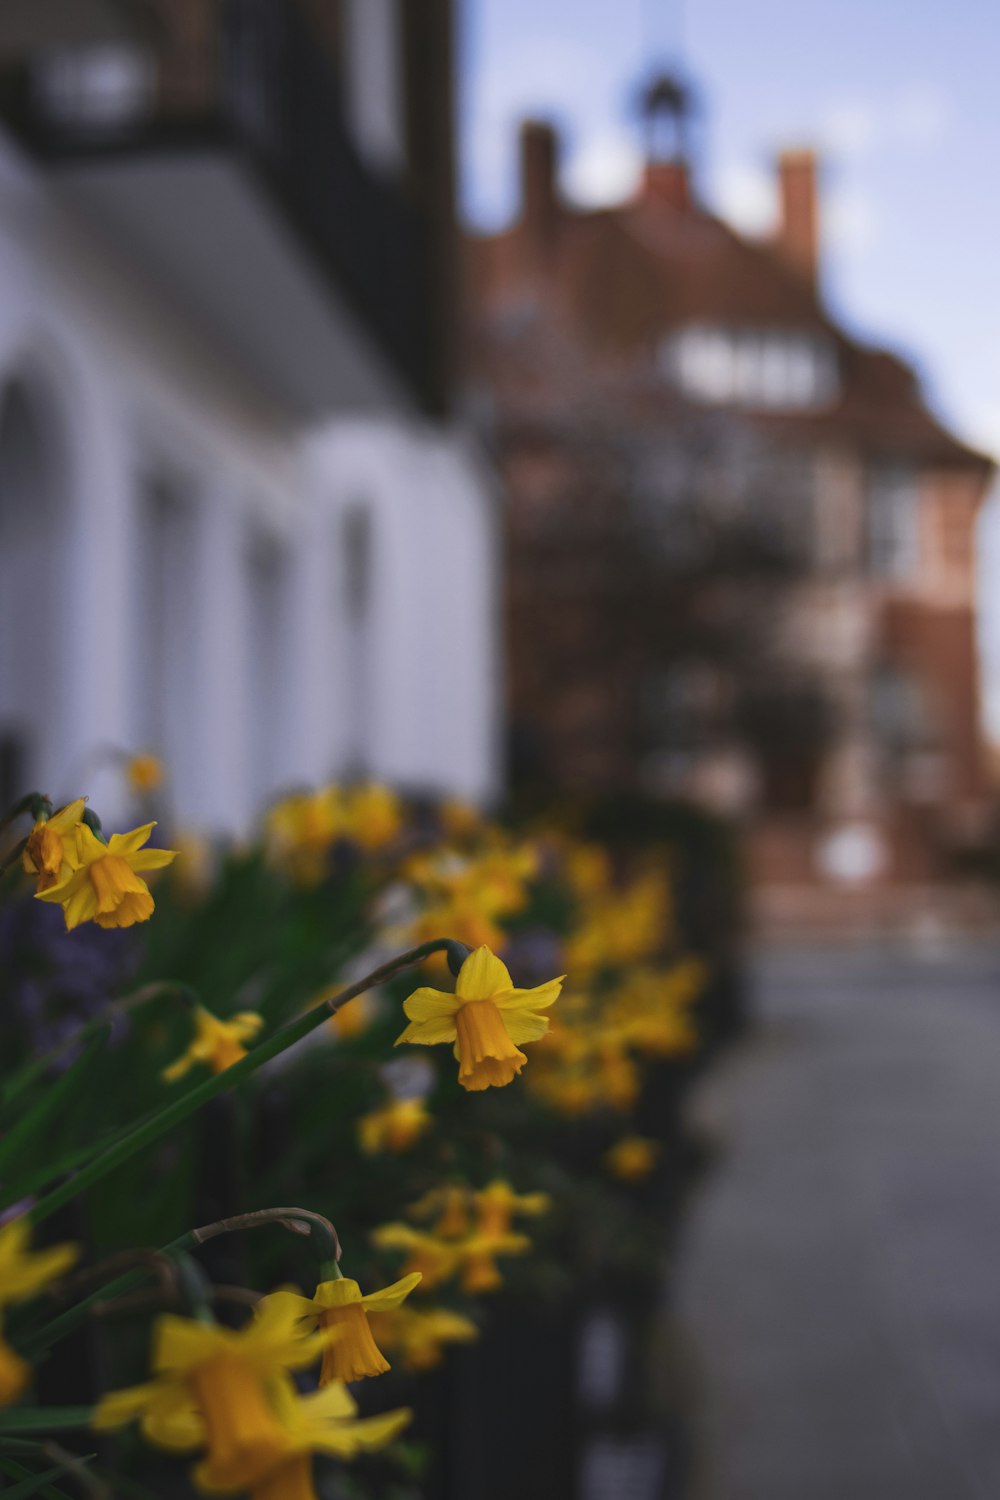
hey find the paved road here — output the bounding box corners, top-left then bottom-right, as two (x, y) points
(673, 943), (1000, 1500)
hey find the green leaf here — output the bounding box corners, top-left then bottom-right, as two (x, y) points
(0, 1408), (94, 1433)
(0, 1032), (108, 1181)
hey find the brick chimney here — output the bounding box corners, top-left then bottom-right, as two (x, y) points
(641, 159), (692, 213)
(776, 149), (819, 288)
(519, 120), (560, 252)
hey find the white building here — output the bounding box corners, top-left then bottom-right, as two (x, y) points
(0, 0), (500, 832)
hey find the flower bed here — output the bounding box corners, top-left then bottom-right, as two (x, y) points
(0, 775), (741, 1498)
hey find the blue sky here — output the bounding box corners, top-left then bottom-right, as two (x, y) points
(459, 0), (1000, 459)
(459, 0), (1000, 733)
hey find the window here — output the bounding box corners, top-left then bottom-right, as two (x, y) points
(36, 45), (153, 129)
(660, 326), (839, 410)
(870, 666), (929, 752)
(342, 0), (405, 173)
(868, 466), (919, 580)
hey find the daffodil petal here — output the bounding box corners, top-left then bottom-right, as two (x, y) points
(154, 1315), (227, 1374)
(312, 1406), (412, 1457)
(359, 1271), (422, 1313)
(298, 1379), (358, 1421)
(34, 869), (81, 903)
(92, 1383), (162, 1431)
(107, 823), (157, 856)
(402, 987), (461, 1022)
(496, 977), (565, 1012)
(128, 847), (178, 872)
(141, 1387), (206, 1452)
(62, 882), (99, 930)
(455, 946), (513, 1001)
(395, 1016), (459, 1046)
(49, 799), (87, 833)
(257, 1288), (317, 1325)
(501, 1010), (551, 1045)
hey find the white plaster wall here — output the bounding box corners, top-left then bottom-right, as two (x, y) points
(0, 128), (501, 833)
(306, 420), (502, 804)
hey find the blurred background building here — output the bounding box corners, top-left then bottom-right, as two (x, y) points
(466, 75), (995, 909)
(0, 0), (500, 832)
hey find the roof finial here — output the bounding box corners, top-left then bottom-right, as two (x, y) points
(639, 70), (695, 164)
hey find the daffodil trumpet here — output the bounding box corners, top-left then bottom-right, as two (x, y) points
(261, 1271), (422, 1385)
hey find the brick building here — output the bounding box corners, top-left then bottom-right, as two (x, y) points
(466, 86), (995, 894)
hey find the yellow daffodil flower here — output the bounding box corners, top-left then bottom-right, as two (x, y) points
(342, 784), (403, 851)
(21, 799), (86, 893)
(407, 1184), (472, 1239)
(473, 1181), (550, 1237)
(100, 1349), (408, 1497)
(0, 1217), (78, 1406)
(438, 798), (482, 840)
(370, 1225), (460, 1291)
(357, 1097), (432, 1155)
(169, 832), (215, 905)
(563, 841), (613, 900)
(264, 1272), (421, 1385)
(595, 1037), (641, 1111)
(0, 1218), (79, 1306)
(454, 1231), (532, 1295)
(403, 840), (538, 951)
(602, 960), (705, 1057)
(94, 1298), (327, 1487)
(565, 870), (673, 977)
(36, 822), (176, 930)
(265, 788), (345, 886)
(604, 1136), (660, 1182)
(396, 945), (564, 1091)
(367, 1305), (478, 1371)
(199, 1379), (410, 1498)
(372, 1220), (529, 1297)
(127, 753), (164, 793)
(162, 1007), (264, 1082)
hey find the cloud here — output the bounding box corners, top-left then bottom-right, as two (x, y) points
(824, 183), (880, 257)
(818, 85), (950, 163)
(564, 129), (642, 208)
(821, 101), (877, 157)
(713, 161), (775, 235)
(891, 84), (950, 147)
(965, 400), (1000, 464)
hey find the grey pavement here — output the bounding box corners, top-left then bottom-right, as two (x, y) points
(672, 942), (1000, 1500)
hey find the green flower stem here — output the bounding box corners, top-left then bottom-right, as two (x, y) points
(27, 939), (458, 1232)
